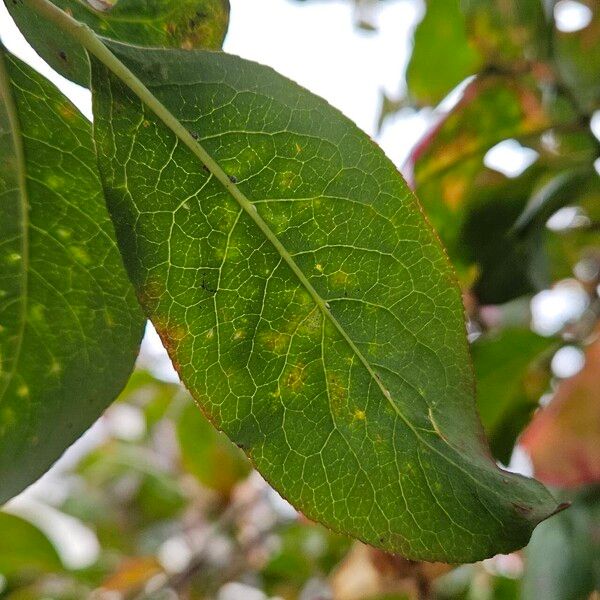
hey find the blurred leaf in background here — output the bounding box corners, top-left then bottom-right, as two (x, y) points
(6, 0), (230, 85)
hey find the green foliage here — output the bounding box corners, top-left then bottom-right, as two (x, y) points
(0, 512), (62, 578)
(177, 401), (251, 495)
(524, 487), (600, 600)
(554, 0), (600, 111)
(0, 48), (143, 503)
(472, 328), (554, 464)
(406, 1), (481, 106)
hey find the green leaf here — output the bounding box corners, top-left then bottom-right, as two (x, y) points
(523, 487), (600, 600)
(177, 400), (251, 495)
(90, 41), (558, 562)
(0, 511), (62, 576)
(472, 328), (553, 464)
(6, 0), (230, 86)
(462, 0), (550, 68)
(406, 0), (482, 106)
(0, 49), (144, 503)
(554, 0), (600, 112)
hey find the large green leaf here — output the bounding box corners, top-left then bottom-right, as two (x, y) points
(0, 49), (144, 503)
(406, 0), (482, 106)
(89, 41), (558, 562)
(6, 0), (230, 85)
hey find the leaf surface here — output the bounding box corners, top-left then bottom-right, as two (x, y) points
(90, 42), (558, 562)
(0, 49), (144, 503)
(6, 0), (230, 85)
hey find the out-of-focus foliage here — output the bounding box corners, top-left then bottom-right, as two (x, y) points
(471, 328), (554, 464)
(0, 513), (62, 578)
(406, 1), (481, 106)
(177, 401), (251, 496)
(521, 326), (600, 487)
(523, 486), (600, 600)
(404, 0), (599, 309)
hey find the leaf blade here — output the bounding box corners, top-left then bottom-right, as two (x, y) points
(0, 48), (144, 502)
(90, 42), (558, 562)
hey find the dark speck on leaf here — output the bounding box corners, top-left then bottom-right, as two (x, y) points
(190, 130), (199, 140)
(229, 175), (238, 183)
(59, 51), (67, 61)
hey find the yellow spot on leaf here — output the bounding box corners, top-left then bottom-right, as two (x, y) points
(259, 329), (289, 355)
(331, 270), (350, 286)
(58, 102), (77, 121)
(284, 363), (305, 392)
(327, 373), (347, 413)
(69, 246), (91, 265)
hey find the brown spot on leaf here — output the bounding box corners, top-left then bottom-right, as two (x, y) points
(284, 363), (305, 392)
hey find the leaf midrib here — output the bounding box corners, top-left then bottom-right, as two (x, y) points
(0, 50), (29, 404)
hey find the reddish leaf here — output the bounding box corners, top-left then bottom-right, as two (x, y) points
(521, 330), (600, 487)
